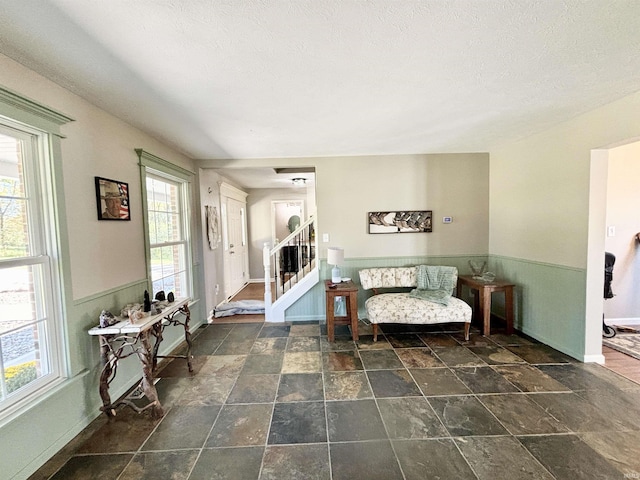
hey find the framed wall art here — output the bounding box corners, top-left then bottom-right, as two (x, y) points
(368, 210), (432, 234)
(95, 176), (130, 221)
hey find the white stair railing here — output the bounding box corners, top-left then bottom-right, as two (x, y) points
(264, 217), (318, 321)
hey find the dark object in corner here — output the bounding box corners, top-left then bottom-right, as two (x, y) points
(603, 252), (616, 338)
(155, 291), (166, 301)
(144, 290), (151, 312)
(167, 292), (175, 303)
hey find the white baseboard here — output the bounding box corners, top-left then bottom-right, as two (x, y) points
(604, 317), (640, 326)
(583, 354), (605, 364)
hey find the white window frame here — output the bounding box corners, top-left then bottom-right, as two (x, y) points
(0, 86), (72, 421)
(137, 149), (194, 299)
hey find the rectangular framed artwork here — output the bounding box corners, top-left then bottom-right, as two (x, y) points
(95, 176), (130, 221)
(368, 210), (432, 234)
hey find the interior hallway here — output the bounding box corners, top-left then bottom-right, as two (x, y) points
(30, 320), (640, 479)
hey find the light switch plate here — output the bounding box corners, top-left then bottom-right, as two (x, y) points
(322, 233), (330, 242)
(443, 216), (453, 224)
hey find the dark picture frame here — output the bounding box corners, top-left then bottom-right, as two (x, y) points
(368, 210), (432, 233)
(95, 176), (130, 221)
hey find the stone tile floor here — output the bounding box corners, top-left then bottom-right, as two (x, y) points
(31, 321), (640, 480)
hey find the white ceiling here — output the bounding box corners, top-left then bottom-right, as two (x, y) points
(1, 0), (640, 166)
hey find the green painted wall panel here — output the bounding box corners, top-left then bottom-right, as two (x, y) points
(284, 255), (488, 321)
(489, 255), (586, 360)
(2, 282), (205, 480)
(285, 254), (587, 361)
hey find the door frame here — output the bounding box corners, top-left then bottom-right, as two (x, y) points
(220, 182), (249, 299)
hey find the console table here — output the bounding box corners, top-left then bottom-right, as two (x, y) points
(325, 280), (359, 342)
(88, 297), (192, 418)
(457, 276), (515, 336)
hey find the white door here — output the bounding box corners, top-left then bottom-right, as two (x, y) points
(222, 195), (249, 299)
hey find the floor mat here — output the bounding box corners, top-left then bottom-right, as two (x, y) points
(213, 299), (265, 318)
(603, 332), (640, 361)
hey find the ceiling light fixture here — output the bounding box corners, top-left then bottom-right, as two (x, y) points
(292, 178), (306, 186)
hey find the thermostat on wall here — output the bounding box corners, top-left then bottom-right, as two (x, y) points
(442, 216), (453, 224)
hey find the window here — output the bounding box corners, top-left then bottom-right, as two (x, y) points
(137, 149), (194, 302)
(146, 173), (191, 298)
(0, 121), (63, 413)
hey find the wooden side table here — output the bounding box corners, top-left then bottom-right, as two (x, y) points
(325, 280), (359, 342)
(457, 275), (515, 336)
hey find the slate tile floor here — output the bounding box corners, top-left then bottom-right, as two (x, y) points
(31, 321), (640, 480)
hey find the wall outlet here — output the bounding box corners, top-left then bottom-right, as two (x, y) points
(607, 226), (616, 237)
(322, 233), (330, 243)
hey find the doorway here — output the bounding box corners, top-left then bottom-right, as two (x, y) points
(586, 139), (640, 364)
(221, 183), (249, 300)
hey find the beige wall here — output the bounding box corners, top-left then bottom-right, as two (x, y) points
(604, 140), (640, 322)
(490, 92), (640, 269)
(246, 188), (310, 279)
(199, 168), (225, 316)
(489, 89), (640, 361)
(0, 53), (204, 480)
(201, 153), (491, 265)
(0, 53), (196, 300)
(315, 153), (489, 259)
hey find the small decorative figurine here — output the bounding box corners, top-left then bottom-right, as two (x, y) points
(167, 292), (175, 303)
(129, 310), (146, 323)
(121, 303), (142, 318)
(99, 310), (117, 328)
(155, 290), (166, 301)
(144, 290), (151, 312)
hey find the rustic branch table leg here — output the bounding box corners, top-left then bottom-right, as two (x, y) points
(151, 322), (163, 372)
(137, 330), (164, 418)
(181, 304), (193, 372)
(98, 335), (117, 417)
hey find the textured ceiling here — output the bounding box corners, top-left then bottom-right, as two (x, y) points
(1, 0), (640, 162)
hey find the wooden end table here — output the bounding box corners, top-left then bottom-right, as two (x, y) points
(325, 280), (359, 342)
(457, 275), (515, 336)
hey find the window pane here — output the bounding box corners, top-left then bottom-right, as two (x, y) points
(2, 323), (47, 394)
(148, 211), (158, 245)
(0, 133), (30, 259)
(0, 133), (25, 196)
(149, 244), (187, 298)
(0, 264), (44, 324)
(0, 262), (50, 398)
(154, 212), (169, 243)
(0, 197), (29, 258)
(167, 213), (181, 242)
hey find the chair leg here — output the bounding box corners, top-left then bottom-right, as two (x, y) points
(373, 324), (378, 342)
(464, 322), (470, 341)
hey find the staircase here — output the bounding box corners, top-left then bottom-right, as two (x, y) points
(263, 217), (319, 322)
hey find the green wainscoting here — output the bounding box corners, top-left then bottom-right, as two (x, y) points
(488, 255), (586, 360)
(284, 255), (488, 321)
(284, 254), (587, 361)
(3, 280), (205, 480)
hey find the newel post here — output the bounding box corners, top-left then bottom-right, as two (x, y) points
(263, 243), (272, 315)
